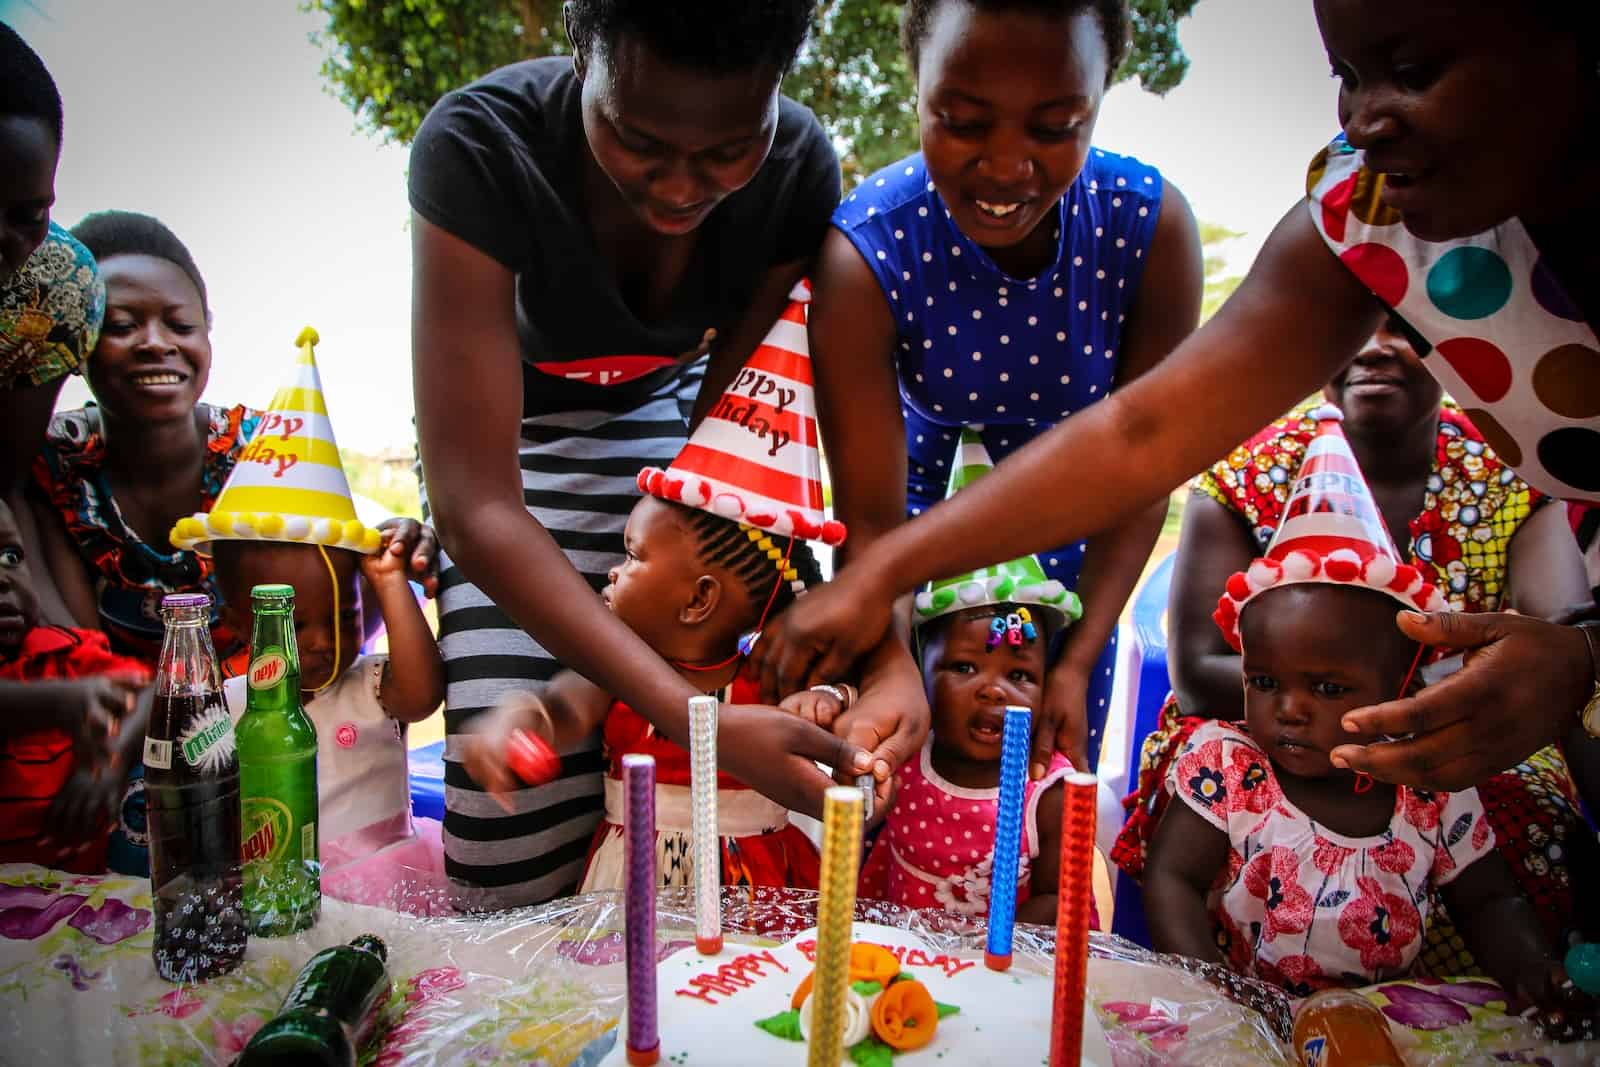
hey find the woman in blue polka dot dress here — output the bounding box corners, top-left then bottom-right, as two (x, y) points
(807, 0), (1202, 778)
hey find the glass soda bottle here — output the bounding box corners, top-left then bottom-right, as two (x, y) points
(238, 583), (321, 935)
(237, 934), (391, 1067)
(145, 592), (247, 982)
(1292, 988), (1405, 1067)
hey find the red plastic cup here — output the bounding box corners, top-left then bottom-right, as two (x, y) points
(506, 728), (561, 786)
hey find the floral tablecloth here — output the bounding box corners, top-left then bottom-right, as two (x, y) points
(0, 865), (1588, 1065)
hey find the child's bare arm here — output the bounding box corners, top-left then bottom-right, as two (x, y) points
(1142, 799), (1231, 965)
(459, 670), (611, 801)
(361, 536), (445, 723)
(1018, 780), (1065, 925)
(1441, 851), (1596, 1038)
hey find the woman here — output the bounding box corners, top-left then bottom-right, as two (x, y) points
(0, 23), (102, 630)
(409, 0), (909, 907)
(36, 212), (435, 666)
(1112, 319), (1598, 963)
(758, 0), (1600, 801)
(805, 0), (1201, 778)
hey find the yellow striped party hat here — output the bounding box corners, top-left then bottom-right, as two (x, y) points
(169, 327), (383, 555)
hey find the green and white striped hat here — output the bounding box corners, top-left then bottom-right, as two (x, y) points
(912, 428), (1083, 630)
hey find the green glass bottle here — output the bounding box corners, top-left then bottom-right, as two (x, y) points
(237, 934), (391, 1067)
(238, 583), (320, 935)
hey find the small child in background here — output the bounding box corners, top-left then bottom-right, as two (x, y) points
(170, 328), (448, 911)
(854, 431), (1104, 927)
(464, 493), (833, 891)
(0, 497), (150, 873)
(1142, 407), (1593, 1037)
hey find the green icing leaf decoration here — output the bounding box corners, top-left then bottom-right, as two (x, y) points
(755, 1009), (804, 1041)
(935, 1001), (960, 1019)
(851, 980), (884, 996)
(849, 1035), (895, 1067)
(890, 973), (914, 984)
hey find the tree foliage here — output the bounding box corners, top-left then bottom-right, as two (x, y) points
(305, 0), (1200, 178)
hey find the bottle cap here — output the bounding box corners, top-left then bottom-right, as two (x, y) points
(251, 584), (296, 603)
(161, 593), (211, 610)
(350, 934), (387, 962)
(507, 729), (561, 786)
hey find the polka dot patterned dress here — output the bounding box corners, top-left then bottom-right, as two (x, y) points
(1308, 135), (1600, 502)
(833, 150), (1164, 766)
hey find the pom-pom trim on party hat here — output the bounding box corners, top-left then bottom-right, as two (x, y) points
(637, 467), (847, 546)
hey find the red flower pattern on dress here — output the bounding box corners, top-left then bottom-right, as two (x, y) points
(1338, 876), (1420, 974)
(1175, 738), (1228, 817)
(1242, 846), (1315, 943)
(1471, 813), (1491, 853)
(1402, 790), (1444, 835)
(1226, 743), (1281, 820)
(1257, 954), (1329, 998)
(1312, 838), (1356, 876)
(1367, 838), (1416, 875)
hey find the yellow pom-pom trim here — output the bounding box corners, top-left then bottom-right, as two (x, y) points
(296, 325), (320, 348)
(258, 514), (286, 538)
(208, 512), (234, 536)
(233, 512), (260, 532)
(341, 518), (365, 544)
(358, 527), (383, 554)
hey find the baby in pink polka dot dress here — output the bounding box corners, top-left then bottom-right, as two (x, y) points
(858, 603), (1094, 929)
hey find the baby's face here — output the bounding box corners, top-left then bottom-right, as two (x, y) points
(604, 496), (704, 653)
(922, 612), (1046, 764)
(0, 502), (39, 655)
(220, 542), (362, 694)
(1238, 584), (1412, 779)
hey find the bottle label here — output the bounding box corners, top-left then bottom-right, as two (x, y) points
(248, 649), (290, 690)
(179, 706), (236, 773)
(301, 821), (316, 857)
(143, 737), (172, 770)
(1300, 1035), (1326, 1067)
(241, 796), (295, 862)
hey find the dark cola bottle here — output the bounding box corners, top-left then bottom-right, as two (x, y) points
(144, 592), (247, 982)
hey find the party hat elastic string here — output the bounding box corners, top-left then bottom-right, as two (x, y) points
(312, 543), (341, 694)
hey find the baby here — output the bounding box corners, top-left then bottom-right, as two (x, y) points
(0, 497), (151, 873)
(464, 494), (837, 891)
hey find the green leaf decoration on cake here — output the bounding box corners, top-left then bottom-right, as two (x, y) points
(851, 980), (884, 996)
(935, 1001), (959, 1019)
(848, 1035), (895, 1067)
(890, 973), (913, 984)
(755, 1009), (804, 1041)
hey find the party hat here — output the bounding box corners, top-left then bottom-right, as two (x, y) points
(913, 429), (1082, 630)
(1213, 404), (1447, 651)
(638, 281), (846, 546)
(169, 327), (383, 555)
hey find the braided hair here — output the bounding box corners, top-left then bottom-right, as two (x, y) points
(679, 505), (825, 624)
(901, 0), (1128, 85)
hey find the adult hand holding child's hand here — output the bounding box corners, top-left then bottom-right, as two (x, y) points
(753, 572), (894, 700)
(717, 702), (874, 818)
(374, 517), (440, 597)
(1331, 611), (1594, 792)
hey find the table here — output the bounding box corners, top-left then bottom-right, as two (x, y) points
(0, 865), (1587, 1065)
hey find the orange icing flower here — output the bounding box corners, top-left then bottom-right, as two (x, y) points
(870, 979), (938, 1051)
(849, 943), (901, 986)
(790, 972), (814, 1011)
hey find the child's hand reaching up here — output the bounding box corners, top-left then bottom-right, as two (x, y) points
(359, 528), (447, 723)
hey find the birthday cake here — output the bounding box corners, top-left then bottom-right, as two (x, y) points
(599, 921), (1111, 1066)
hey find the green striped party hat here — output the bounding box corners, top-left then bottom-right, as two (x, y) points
(913, 428), (1082, 629)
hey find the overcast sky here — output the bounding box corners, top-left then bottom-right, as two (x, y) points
(7, 0), (1334, 453)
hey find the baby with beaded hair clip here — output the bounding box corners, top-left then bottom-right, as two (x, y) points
(851, 430), (1111, 928)
(1142, 406), (1595, 1041)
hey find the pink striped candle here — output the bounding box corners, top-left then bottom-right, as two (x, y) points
(623, 753), (660, 1065)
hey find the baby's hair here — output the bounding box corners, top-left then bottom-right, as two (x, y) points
(901, 0), (1129, 84)
(915, 600), (1054, 659)
(567, 0), (817, 77)
(0, 22), (62, 145)
(679, 505), (824, 622)
(70, 210), (210, 315)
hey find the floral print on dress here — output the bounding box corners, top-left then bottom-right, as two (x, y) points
(0, 222), (103, 389)
(1165, 721), (1495, 993)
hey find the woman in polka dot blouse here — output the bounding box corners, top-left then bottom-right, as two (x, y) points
(763, 2), (1600, 805)
(801, 0), (1202, 780)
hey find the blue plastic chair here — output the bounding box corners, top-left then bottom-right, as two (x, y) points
(1109, 551), (1175, 947)
(410, 739), (447, 823)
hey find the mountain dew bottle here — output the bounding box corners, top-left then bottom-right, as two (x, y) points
(238, 584), (320, 935)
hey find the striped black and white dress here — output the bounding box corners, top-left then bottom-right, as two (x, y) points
(423, 362), (704, 908)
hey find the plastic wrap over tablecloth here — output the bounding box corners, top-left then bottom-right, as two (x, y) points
(0, 866), (1590, 1066)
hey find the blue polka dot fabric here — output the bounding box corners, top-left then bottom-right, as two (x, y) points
(834, 149), (1165, 767)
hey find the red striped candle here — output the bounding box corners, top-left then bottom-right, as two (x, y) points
(1050, 772), (1098, 1067)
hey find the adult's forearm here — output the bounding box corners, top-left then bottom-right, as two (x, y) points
(436, 499), (697, 743)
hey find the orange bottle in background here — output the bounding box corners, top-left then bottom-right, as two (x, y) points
(1291, 989), (1405, 1067)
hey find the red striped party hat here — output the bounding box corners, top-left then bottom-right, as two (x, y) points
(1213, 404), (1447, 651)
(638, 281), (846, 546)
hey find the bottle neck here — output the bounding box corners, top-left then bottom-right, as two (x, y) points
(156, 612), (222, 698)
(246, 606), (301, 706)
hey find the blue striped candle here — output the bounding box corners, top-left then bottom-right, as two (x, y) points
(984, 706), (1031, 971)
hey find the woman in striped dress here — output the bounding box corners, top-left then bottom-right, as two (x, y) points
(408, 1), (909, 908)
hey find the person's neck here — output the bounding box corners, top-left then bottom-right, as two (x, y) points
(99, 405), (206, 485)
(929, 738), (1000, 791)
(1345, 412), (1437, 493)
(667, 650), (742, 695)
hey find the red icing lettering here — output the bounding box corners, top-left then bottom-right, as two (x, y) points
(675, 984), (721, 1005)
(796, 940), (817, 963)
(672, 950), (793, 1006)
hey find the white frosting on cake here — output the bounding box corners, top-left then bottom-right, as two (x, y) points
(598, 921), (1112, 1065)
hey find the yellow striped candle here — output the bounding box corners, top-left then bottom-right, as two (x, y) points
(808, 786), (863, 1067)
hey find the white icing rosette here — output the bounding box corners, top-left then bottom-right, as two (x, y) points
(797, 986), (873, 1047)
